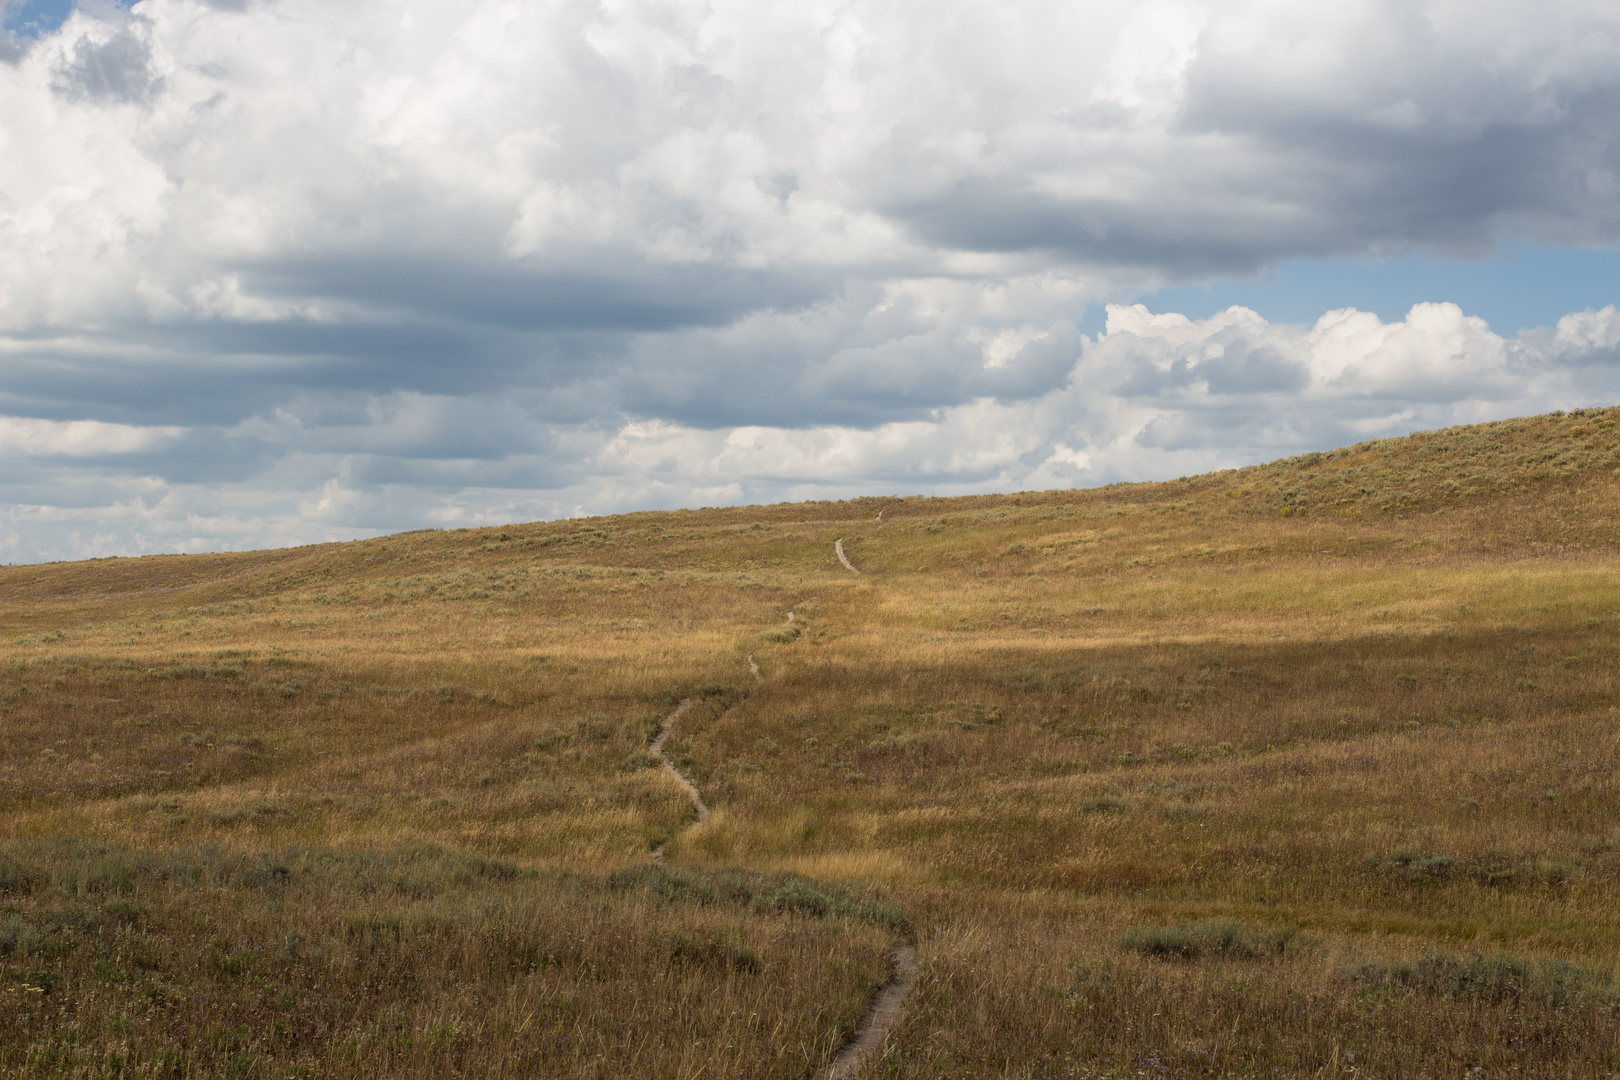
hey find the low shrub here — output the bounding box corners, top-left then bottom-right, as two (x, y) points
(1123, 919), (1295, 960)
(656, 927), (761, 973)
(607, 865), (908, 930)
(867, 732), (930, 755)
(620, 750), (662, 772)
(1346, 951), (1617, 1006)
(0, 854), (32, 895)
(205, 800), (294, 826)
(1378, 849), (1456, 883)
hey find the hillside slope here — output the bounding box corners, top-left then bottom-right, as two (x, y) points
(2, 406), (1619, 1079)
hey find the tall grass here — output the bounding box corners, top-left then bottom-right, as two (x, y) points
(0, 840), (889, 1078)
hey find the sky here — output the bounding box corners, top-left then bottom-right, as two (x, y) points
(2, 0), (1618, 563)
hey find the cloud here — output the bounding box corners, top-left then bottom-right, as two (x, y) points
(0, 415), (183, 457)
(52, 21), (163, 103)
(0, 1), (1618, 560)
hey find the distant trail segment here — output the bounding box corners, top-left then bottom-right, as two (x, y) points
(822, 944), (917, 1079)
(834, 538), (861, 574)
(649, 701), (709, 843)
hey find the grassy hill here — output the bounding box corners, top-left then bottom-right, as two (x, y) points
(3, 406), (1619, 1078)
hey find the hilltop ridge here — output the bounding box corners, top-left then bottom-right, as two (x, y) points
(4, 405), (1616, 605)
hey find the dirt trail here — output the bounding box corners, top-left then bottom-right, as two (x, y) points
(822, 944), (917, 1079)
(834, 538), (861, 574)
(647, 627), (916, 1075)
(648, 701), (709, 836)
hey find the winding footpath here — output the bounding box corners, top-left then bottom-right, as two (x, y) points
(834, 538), (861, 574)
(648, 701), (709, 846)
(645, 612), (916, 1079)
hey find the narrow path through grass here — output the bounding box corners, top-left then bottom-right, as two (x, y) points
(835, 539), (861, 574)
(824, 944), (917, 1079)
(646, 625), (916, 1078)
(649, 701), (709, 838)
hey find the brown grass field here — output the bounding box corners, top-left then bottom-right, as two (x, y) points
(2, 406), (1620, 1078)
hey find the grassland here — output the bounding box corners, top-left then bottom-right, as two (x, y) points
(2, 406), (1619, 1077)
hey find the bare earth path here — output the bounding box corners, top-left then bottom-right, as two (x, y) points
(834, 538), (861, 574)
(648, 701), (709, 838)
(646, 636), (914, 1077)
(822, 944), (917, 1080)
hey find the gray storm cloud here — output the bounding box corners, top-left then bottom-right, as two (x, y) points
(2, 0), (1619, 560)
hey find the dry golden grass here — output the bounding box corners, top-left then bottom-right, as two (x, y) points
(3, 406), (1620, 1076)
(0, 843), (894, 1078)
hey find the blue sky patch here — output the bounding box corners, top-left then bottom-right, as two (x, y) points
(1093, 246), (1620, 338)
(3, 0), (135, 39)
